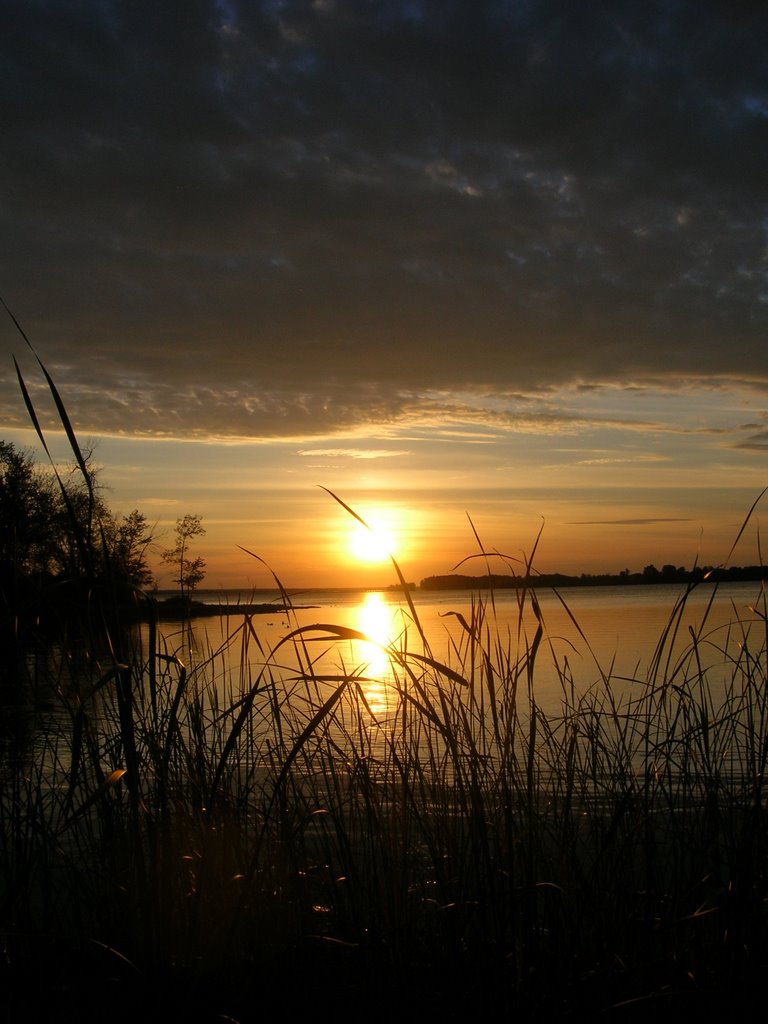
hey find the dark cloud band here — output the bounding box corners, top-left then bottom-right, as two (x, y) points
(2, 1), (766, 437)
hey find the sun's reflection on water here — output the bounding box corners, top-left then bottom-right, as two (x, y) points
(352, 592), (402, 716)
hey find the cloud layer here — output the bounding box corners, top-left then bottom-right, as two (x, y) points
(2, 0), (767, 438)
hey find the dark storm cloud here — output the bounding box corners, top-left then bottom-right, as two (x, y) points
(1, 0), (767, 437)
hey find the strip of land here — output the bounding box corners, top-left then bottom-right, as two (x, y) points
(420, 565), (768, 589)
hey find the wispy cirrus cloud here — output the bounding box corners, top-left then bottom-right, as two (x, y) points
(297, 448), (410, 459)
(734, 431), (768, 452)
(567, 518), (693, 526)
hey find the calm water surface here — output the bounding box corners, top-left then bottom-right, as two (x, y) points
(161, 581), (767, 719)
(4, 582), (764, 774)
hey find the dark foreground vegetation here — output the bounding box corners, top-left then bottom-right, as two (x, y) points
(2, 352), (768, 1021)
(4, 558), (768, 1023)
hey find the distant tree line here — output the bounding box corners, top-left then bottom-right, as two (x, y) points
(420, 564), (768, 591)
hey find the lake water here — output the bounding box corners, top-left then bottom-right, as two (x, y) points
(156, 580), (767, 720)
(4, 580), (765, 783)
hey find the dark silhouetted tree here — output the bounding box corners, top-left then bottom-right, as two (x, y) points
(110, 510), (155, 591)
(1, 440), (155, 620)
(161, 514), (206, 601)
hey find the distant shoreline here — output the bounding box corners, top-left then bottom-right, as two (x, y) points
(420, 565), (768, 590)
(148, 563), (768, 613)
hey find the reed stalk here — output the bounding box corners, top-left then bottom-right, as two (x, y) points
(2, 345), (768, 1019)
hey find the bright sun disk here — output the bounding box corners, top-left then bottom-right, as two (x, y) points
(348, 519), (397, 564)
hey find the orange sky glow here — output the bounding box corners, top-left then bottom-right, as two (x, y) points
(1, 4), (766, 591)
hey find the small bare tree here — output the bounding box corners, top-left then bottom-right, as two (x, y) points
(161, 513), (206, 601)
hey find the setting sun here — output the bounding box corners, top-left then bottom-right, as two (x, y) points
(348, 517), (397, 564)
(320, 497), (434, 582)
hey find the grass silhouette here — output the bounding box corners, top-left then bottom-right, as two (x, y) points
(3, 330), (768, 1021)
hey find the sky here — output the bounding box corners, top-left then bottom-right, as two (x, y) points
(1, 0), (768, 589)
